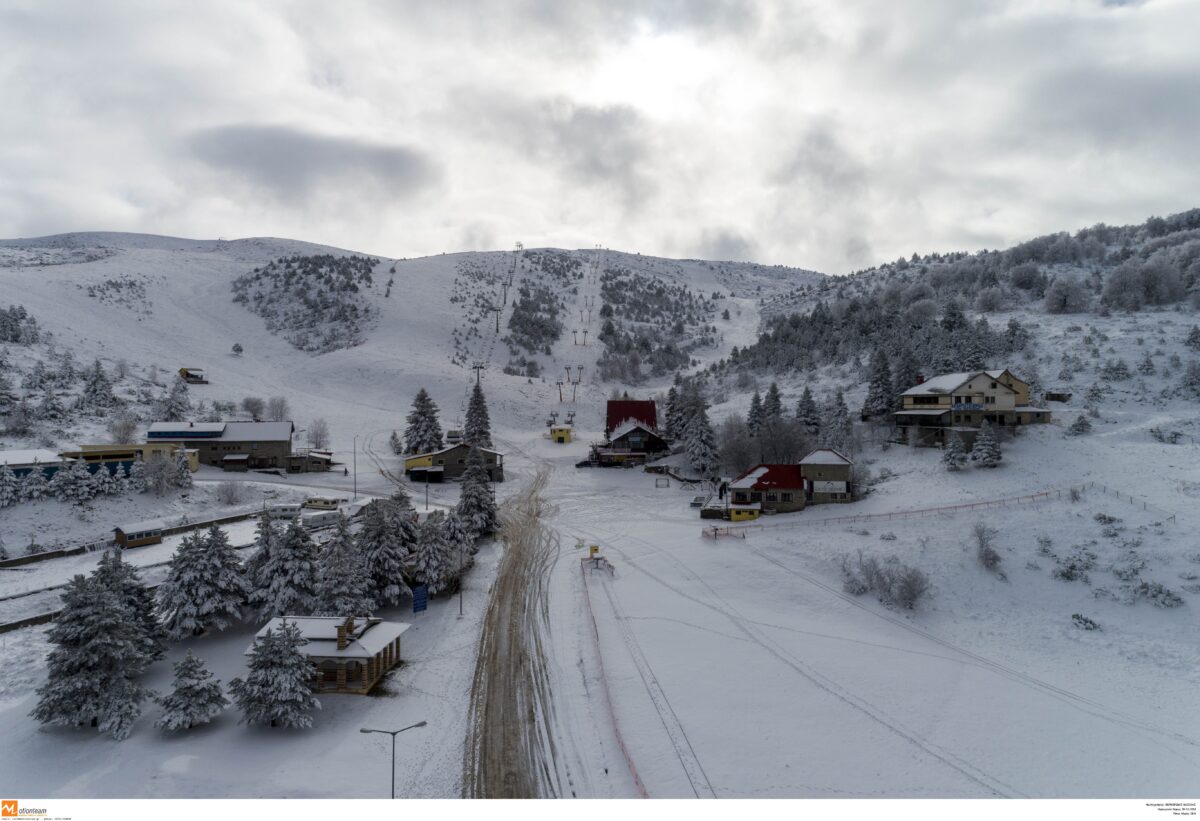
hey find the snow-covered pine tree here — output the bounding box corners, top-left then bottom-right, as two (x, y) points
(1138, 351), (1156, 376)
(154, 651), (228, 731)
(891, 347), (921, 406)
(862, 349), (894, 420)
(794, 386), (820, 437)
(971, 420), (1002, 468)
(154, 377), (191, 422)
(685, 401), (719, 480)
(94, 548), (166, 664)
(242, 509), (279, 584)
(746, 390), (763, 437)
(1180, 361), (1200, 398)
(1068, 415), (1093, 435)
(820, 390), (853, 453)
(229, 620), (320, 728)
(1185, 325), (1200, 353)
(0, 464), (18, 508)
(943, 433), (968, 471)
(388, 430), (402, 455)
(662, 385), (680, 441)
(762, 382), (783, 421)
(314, 515), (374, 616)
(457, 446), (498, 539)
(403, 388), (444, 454)
(91, 463), (120, 496)
(38, 387), (67, 422)
(82, 359), (116, 409)
(126, 458), (148, 493)
(158, 525), (251, 638)
(442, 509), (473, 587)
(174, 450), (193, 489)
(50, 458), (96, 504)
(6, 395), (34, 434)
(19, 465), (49, 501)
(463, 381), (493, 448)
(411, 510), (452, 594)
(30, 575), (150, 740)
(253, 519), (319, 619)
(358, 495), (416, 608)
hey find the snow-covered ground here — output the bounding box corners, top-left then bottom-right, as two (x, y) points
(1, 232), (1198, 799)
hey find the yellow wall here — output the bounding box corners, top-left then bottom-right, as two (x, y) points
(550, 426), (572, 443)
(404, 453), (434, 470)
(730, 507), (760, 521)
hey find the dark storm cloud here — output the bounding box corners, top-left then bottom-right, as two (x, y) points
(694, 227), (758, 261)
(188, 124), (441, 201)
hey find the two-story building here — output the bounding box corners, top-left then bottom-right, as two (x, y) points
(894, 369), (1050, 444)
(146, 421), (295, 471)
(404, 443), (504, 482)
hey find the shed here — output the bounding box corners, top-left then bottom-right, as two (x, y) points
(549, 425), (573, 444)
(114, 519), (167, 548)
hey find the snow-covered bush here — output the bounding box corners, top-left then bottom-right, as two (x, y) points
(973, 523), (1005, 579)
(1132, 581), (1184, 608)
(1071, 614), (1100, 631)
(841, 551), (931, 610)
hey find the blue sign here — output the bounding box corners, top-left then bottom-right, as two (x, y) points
(412, 585), (428, 613)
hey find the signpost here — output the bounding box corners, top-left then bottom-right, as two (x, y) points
(412, 585), (428, 614)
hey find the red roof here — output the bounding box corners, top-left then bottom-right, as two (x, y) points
(729, 463), (805, 490)
(605, 399), (657, 436)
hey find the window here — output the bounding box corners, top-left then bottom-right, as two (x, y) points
(750, 491), (763, 502)
(781, 492), (793, 502)
(766, 492), (778, 502)
(985, 395), (995, 404)
(990, 381), (997, 389)
(912, 396), (940, 406)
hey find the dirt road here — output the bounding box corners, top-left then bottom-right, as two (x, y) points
(462, 468), (564, 798)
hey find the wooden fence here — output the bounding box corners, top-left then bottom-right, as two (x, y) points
(702, 481), (1175, 538)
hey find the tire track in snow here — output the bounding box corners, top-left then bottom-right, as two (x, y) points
(570, 518), (1025, 798)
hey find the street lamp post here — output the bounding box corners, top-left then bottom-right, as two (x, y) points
(359, 721), (427, 798)
(352, 434), (358, 500)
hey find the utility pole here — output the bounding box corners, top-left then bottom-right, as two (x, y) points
(582, 329), (589, 346)
(471, 362), (485, 385)
(353, 434), (358, 500)
(556, 381), (564, 402)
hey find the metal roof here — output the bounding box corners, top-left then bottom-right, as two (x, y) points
(799, 448), (853, 466)
(730, 463), (805, 489)
(147, 420), (294, 442)
(605, 399), (657, 435)
(0, 449), (64, 466)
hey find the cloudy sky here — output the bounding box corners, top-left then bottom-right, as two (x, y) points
(1, 0), (1197, 273)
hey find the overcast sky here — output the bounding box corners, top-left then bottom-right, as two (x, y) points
(1, 0), (1197, 273)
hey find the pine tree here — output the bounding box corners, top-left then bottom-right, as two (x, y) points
(94, 548), (166, 664)
(19, 465), (49, 501)
(38, 387), (67, 421)
(943, 433), (968, 471)
(1186, 325), (1200, 353)
(174, 450), (193, 488)
(404, 388), (444, 454)
(154, 377), (191, 422)
(30, 575), (149, 740)
(314, 516), (374, 616)
(762, 382), (783, 421)
(442, 509), (473, 587)
(463, 382), (493, 448)
(794, 386), (820, 437)
(862, 349), (894, 420)
(90, 463), (118, 496)
(155, 652), (228, 731)
(746, 390), (763, 436)
(82, 359), (116, 409)
(243, 510), (279, 584)
(358, 496), (416, 608)
(229, 621), (320, 728)
(0, 464), (18, 508)
(1068, 415), (1093, 435)
(457, 446), (498, 539)
(971, 420), (1002, 468)
(6, 395), (34, 434)
(820, 390), (853, 453)
(158, 526), (251, 638)
(1138, 351), (1156, 376)
(685, 402), (719, 480)
(389, 430), (402, 455)
(662, 385), (680, 440)
(891, 347), (922, 406)
(254, 520), (319, 619)
(127, 458), (148, 493)
(50, 459), (97, 504)
(411, 511), (452, 594)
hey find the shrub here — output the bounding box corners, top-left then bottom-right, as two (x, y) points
(973, 523), (1005, 579)
(1071, 614), (1100, 631)
(214, 481), (244, 505)
(841, 551), (931, 610)
(1132, 581), (1183, 608)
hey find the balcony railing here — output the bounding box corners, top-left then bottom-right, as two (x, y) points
(951, 402), (984, 411)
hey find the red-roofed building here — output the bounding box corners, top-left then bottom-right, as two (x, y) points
(605, 399), (658, 437)
(727, 463), (807, 517)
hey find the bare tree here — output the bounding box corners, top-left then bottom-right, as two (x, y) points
(266, 396), (290, 422)
(215, 481), (243, 505)
(241, 396), (265, 421)
(973, 522), (1006, 579)
(108, 410), (139, 444)
(307, 418), (330, 450)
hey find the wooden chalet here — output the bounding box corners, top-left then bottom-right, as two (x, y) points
(404, 443), (504, 482)
(728, 463), (807, 520)
(248, 616), (409, 695)
(894, 368), (1050, 445)
(591, 419), (668, 466)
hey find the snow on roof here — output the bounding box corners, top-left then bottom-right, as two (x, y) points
(410, 443), (501, 459)
(608, 418), (657, 441)
(799, 449), (853, 466)
(251, 617), (411, 659)
(901, 372), (975, 396)
(147, 422), (226, 435)
(729, 464), (805, 489)
(0, 449), (64, 466)
(116, 517), (171, 534)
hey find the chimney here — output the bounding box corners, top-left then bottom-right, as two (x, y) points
(336, 623), (348, 650)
